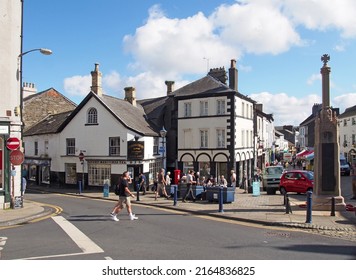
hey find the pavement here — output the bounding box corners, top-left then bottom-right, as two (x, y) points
(1, 184), (356, 240)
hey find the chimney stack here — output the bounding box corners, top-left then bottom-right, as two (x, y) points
(22, 82), (37, 98)
(91, 63), (103, 96)
(124, 86), (136, 106)
(165, 81), (175, 95)
(229, 59), (238, 91)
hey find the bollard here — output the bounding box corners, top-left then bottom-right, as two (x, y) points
(306, 190), (312, 223)
(136, 183), (140, 201)
(173, 185), (178, 206)
(78, 180), (82, 194)
(218, 187), (224, 213)
(331, 197), (335, 216)
(285, 194), (292, 214)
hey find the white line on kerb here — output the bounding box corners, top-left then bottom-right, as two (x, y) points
(52, 216), (104, 254)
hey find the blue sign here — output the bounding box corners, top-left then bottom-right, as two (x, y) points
(159, 146), (165, 153)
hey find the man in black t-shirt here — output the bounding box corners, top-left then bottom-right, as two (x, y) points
(110, 171), (138, 221)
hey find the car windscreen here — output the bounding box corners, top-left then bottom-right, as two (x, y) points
(304, 172), (314, 180)
(266, 167), (284, 175)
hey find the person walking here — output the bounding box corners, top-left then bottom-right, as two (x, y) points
(155, 168), (169, 200)
(110, 171), (138, 221)
(230, 170), (236, 187)
(138, 172), (146, 195)
(182, 170), (196, 202)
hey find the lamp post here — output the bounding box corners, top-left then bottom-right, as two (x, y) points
(17, 48), (52, 205)
(160, 126), (167, 170)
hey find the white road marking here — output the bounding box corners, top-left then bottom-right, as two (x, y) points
(51, 216), (104, 254)
(20, 216), (104, 260)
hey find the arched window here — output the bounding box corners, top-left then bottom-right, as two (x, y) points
(87, 107), (98, 124)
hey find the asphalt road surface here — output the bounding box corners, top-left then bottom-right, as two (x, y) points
(0, 192), (355, 260)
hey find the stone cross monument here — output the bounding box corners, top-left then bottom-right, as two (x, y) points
(313, 54), (345, 210)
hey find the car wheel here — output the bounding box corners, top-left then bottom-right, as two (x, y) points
(280, 187), (287, 195)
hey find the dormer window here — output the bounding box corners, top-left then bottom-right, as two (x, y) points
(87, 107), (98, 124)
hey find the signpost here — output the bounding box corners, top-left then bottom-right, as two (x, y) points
(6, 137), (20, 150)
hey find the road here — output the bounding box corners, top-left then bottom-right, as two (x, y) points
(0, 191), (355, 260)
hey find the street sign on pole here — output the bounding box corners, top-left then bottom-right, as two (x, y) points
(10, 150), (24, 165)
(6, 137), (20, 150)
(79, 152), (85, 161)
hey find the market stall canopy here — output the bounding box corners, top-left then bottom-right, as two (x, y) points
(305, 152), (314, 160)
(296, 149), (314, 159)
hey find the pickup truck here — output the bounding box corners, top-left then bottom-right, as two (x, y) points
(262, 166), (284, 195)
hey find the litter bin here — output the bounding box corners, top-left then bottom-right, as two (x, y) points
(252, 181), (260, 197)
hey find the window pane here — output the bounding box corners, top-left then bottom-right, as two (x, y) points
(87, 108), (98, 124)
(109, 137), (120, 156)
(66, 138), (75, 155)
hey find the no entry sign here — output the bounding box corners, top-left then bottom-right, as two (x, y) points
(10, 150), (24, 165)
(6, 137), (20, 150)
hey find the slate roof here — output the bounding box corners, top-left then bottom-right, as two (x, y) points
(339, 104), (356, 118)
(99, 94), (159, 136)
(137, 95), (170, 130)
(23, 111), (73, 136)
(172, 75), (255, 103)
(23, 87), (77, 106)
(23, 92), (161, 137)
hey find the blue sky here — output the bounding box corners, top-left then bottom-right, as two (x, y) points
(22, 0), (356, 125)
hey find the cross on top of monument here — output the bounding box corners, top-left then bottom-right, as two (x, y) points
(321, 54), (330, 66)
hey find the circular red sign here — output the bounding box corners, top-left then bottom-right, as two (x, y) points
(6, 137), (21, 150)
(79, 152), (84, 161)
(10, 150), (24, 165)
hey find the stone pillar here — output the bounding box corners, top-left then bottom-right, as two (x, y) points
(313, 54), (345, 210)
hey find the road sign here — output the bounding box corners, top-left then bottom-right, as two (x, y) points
(6, 137), (20, 150)
(159, 146), (165, 153)
(79, 152), (85, 161)
(10, 150), (24, 165)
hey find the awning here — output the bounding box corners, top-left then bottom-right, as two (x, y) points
(305, 152), (314, 160)
(296, 149), (309, 158)
(296, 149), (314, 159)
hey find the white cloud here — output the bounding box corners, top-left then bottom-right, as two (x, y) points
(307, 73), (321, 85)
(332, 93), (356, 112)
(283, 0), (356, 38)
(123, 6), (236, 76)
(250, 92), (320, 126)
(210, 1), (303, 55)
(63, 75), (91, 97)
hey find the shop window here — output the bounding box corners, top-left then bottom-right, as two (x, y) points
(88, 163), (111, 186)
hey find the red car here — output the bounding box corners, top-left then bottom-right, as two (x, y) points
(279, 170), (314, 195)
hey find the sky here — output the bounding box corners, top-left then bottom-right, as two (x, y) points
(22, 0), (356, 126)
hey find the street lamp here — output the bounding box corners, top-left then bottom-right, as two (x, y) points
(18, 48), (52, 204)
(160, 126), (167, 170)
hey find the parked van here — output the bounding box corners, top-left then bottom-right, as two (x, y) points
(340, 154), (350, 176)
(262, 165), (284, 195)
